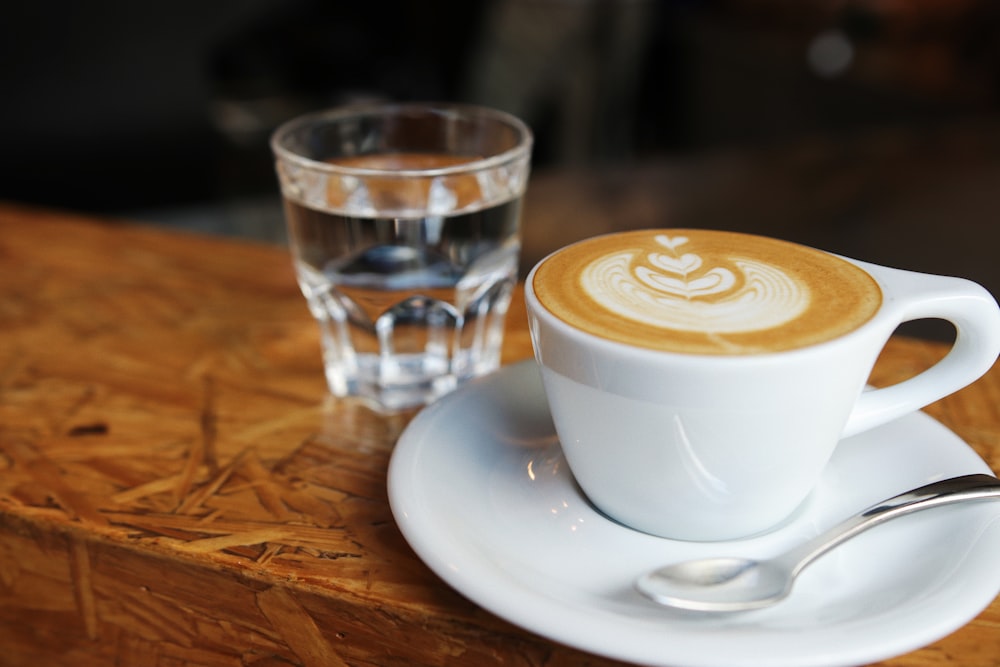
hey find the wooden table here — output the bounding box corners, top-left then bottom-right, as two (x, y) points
(0, 201), (997, 666)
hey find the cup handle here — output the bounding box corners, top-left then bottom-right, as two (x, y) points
(842, 263), (1000, 439)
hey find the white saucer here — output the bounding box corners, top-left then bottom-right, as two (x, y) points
(388, 361), (1000, 667)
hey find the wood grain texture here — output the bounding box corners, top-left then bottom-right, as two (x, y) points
(0, 202), (996, 666)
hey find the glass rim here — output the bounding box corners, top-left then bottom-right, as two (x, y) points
(270, 102), (533, 178)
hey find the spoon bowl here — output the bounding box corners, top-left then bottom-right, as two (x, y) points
(638, 557), (793, 612)
(636, 474), (1000, 612)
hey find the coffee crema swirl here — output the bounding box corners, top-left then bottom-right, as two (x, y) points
(532, 229), (882, 354)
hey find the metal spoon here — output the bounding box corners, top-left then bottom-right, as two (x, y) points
(636, 473), (1000, 612)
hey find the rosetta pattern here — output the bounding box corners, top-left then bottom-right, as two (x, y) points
(581, 235), (810, 334)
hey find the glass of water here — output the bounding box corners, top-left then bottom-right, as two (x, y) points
(271, 103), (533, 411)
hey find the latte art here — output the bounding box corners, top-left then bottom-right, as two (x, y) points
(532, 229), (882, 354)
(582, 235), (809, 334)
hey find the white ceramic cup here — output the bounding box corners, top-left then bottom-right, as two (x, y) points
(526, 229), (1000, 541)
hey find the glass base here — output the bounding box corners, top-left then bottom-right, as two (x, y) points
(325, 351), (500, 412)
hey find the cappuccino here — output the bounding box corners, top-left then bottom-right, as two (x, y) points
(532, 229), (882, 354)
(527, 228), (1000, 538)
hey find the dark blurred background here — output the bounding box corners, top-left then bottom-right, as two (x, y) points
(2, 0), (999, 321)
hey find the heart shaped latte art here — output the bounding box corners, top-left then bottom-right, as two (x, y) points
(580, 247), (809, 333)
(636, 265), (737, 299)
(655, 234), (688, 250)
(648, 251), (702, 276)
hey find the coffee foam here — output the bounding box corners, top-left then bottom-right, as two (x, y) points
(532, 229), (882, 354)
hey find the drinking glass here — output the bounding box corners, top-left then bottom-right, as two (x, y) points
(271, 103), (532, 410)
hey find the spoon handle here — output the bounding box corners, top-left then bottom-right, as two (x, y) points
(782, 473), (1000, 577)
